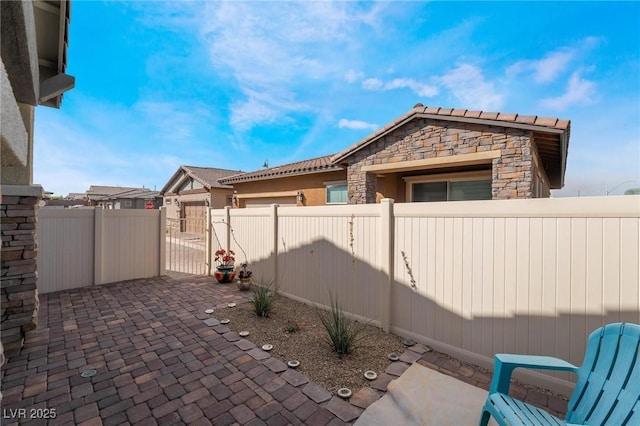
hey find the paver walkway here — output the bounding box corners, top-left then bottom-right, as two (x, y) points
(1, 275), (352, 425)
(1, 275), (568, 425)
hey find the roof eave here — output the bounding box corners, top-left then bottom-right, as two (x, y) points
(331, 111), (568, 165)
(219, 166), (345, 185)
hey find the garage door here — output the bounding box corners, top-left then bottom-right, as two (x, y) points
(243, 197), (297, 208)
(183, 202), (206, 234)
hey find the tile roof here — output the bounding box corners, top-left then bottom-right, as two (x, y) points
(182, 166), (243, 189)
(85, 186), (152, 200)
(331, 103), (570, 164)
(94, 188), (160, 201)
(218, 155), (345, 184)
(160, 166), (243, 194)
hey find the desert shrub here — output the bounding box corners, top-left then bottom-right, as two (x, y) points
(317, 293), (364, 357)
(250, 279), (277, 317)
(285, 321), (300, 333)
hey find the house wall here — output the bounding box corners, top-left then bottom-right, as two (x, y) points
(346, 119), (540, 203)
(163, 188), (233, 220)
(210, 195), (640, 395)
(232, 170), (347, 207)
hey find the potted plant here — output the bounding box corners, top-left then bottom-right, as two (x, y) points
(214, 249), (236, 283)
(236, 262), (253, 291)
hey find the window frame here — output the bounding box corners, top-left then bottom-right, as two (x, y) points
(324, 180), (348, 205)
(403, 170), (492, 202)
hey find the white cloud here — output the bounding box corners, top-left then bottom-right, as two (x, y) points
(362, 78), (384, 90)
(344, 70), (365, 83)
(338, 119), (378, 131)
(540, 71), (597, 110)
(134, 101), (213, 143)
(506, 37), (600, 83)
(507, 50), (574, 83)
(197, 2), (385, 131)
(361, 77), (438, 97)
(386, 78), (439, 97)
(437, 64), (504, 110)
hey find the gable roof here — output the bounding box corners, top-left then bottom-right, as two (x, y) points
(218, 155), (345, 185)
(94, 188), (160, 201)
(85, 185), (151, 200)
(331, 103), (571, 188)
(160, 165), (242, 195)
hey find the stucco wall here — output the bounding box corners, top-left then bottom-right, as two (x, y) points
(232, 170), (347, 207)
(346, 119), (540, 203)
(163, 188), (233, 220)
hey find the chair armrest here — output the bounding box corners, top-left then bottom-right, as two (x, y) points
(489, 354), (579, 394)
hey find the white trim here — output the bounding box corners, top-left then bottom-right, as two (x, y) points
(323, 180), (347, 186)
(360, 150), (501, 174)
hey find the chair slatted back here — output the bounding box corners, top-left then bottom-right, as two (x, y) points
(566, 323), (640, 425)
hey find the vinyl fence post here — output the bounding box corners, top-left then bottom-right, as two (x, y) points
(205, 207), (212, 276)
(159, 207), (166, 276)
(379, 198), (394, 332)
(94, 207), (104, 286)
(271, 204), (279, 284)
(224, 206), (231, 253)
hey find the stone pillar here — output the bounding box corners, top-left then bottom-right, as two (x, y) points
(0, 184), (42, 355)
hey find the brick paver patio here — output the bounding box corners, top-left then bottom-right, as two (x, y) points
(1, 275), (567, 425)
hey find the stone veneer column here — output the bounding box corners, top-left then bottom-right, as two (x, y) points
(0, 184), (42, 356)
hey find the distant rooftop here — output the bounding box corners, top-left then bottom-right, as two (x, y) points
(218, 155), (344, 184)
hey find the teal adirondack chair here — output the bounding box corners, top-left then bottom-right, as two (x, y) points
(479, 322), (640, 425)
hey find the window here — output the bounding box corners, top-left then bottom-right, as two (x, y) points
(405, 171), (492, 202)
(165, 198), (172, 205)
(124, 200), (132, 207)
(325, 181), (348, 204)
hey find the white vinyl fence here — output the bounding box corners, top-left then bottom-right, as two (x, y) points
(38, 208), (166, 293)
(210, 196), (640, 394)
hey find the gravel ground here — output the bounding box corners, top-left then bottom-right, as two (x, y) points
(218, 292), (406, 394)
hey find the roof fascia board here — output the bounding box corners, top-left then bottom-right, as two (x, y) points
(159, 167), (185, 195)
(1, 1), (40, 104)
(416, 113), (566, 136)
(332, 112), (566, 164)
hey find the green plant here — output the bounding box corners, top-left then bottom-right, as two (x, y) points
(250, 280), (277, 317)
(317, 293), (364, 358)
(285, 321), (300, 333)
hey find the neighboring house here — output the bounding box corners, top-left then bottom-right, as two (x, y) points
(223, 103), (570, 207)
(160, 166), (242, 232)
(219, 155), (346, 208)
(86, 186), (161, 209)
(1, 0), (74, 352)
(333, 103), (570, 203)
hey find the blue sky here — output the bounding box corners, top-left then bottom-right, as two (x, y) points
(34, 1), (640, 197)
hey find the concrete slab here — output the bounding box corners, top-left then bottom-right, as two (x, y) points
(355, 363), (495, 426)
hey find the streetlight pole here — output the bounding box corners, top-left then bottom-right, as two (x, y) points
(606, 180), (640, 195)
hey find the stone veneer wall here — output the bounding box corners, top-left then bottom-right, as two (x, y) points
(346, 118), (537, 203)
(1, 188), (41, 355)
